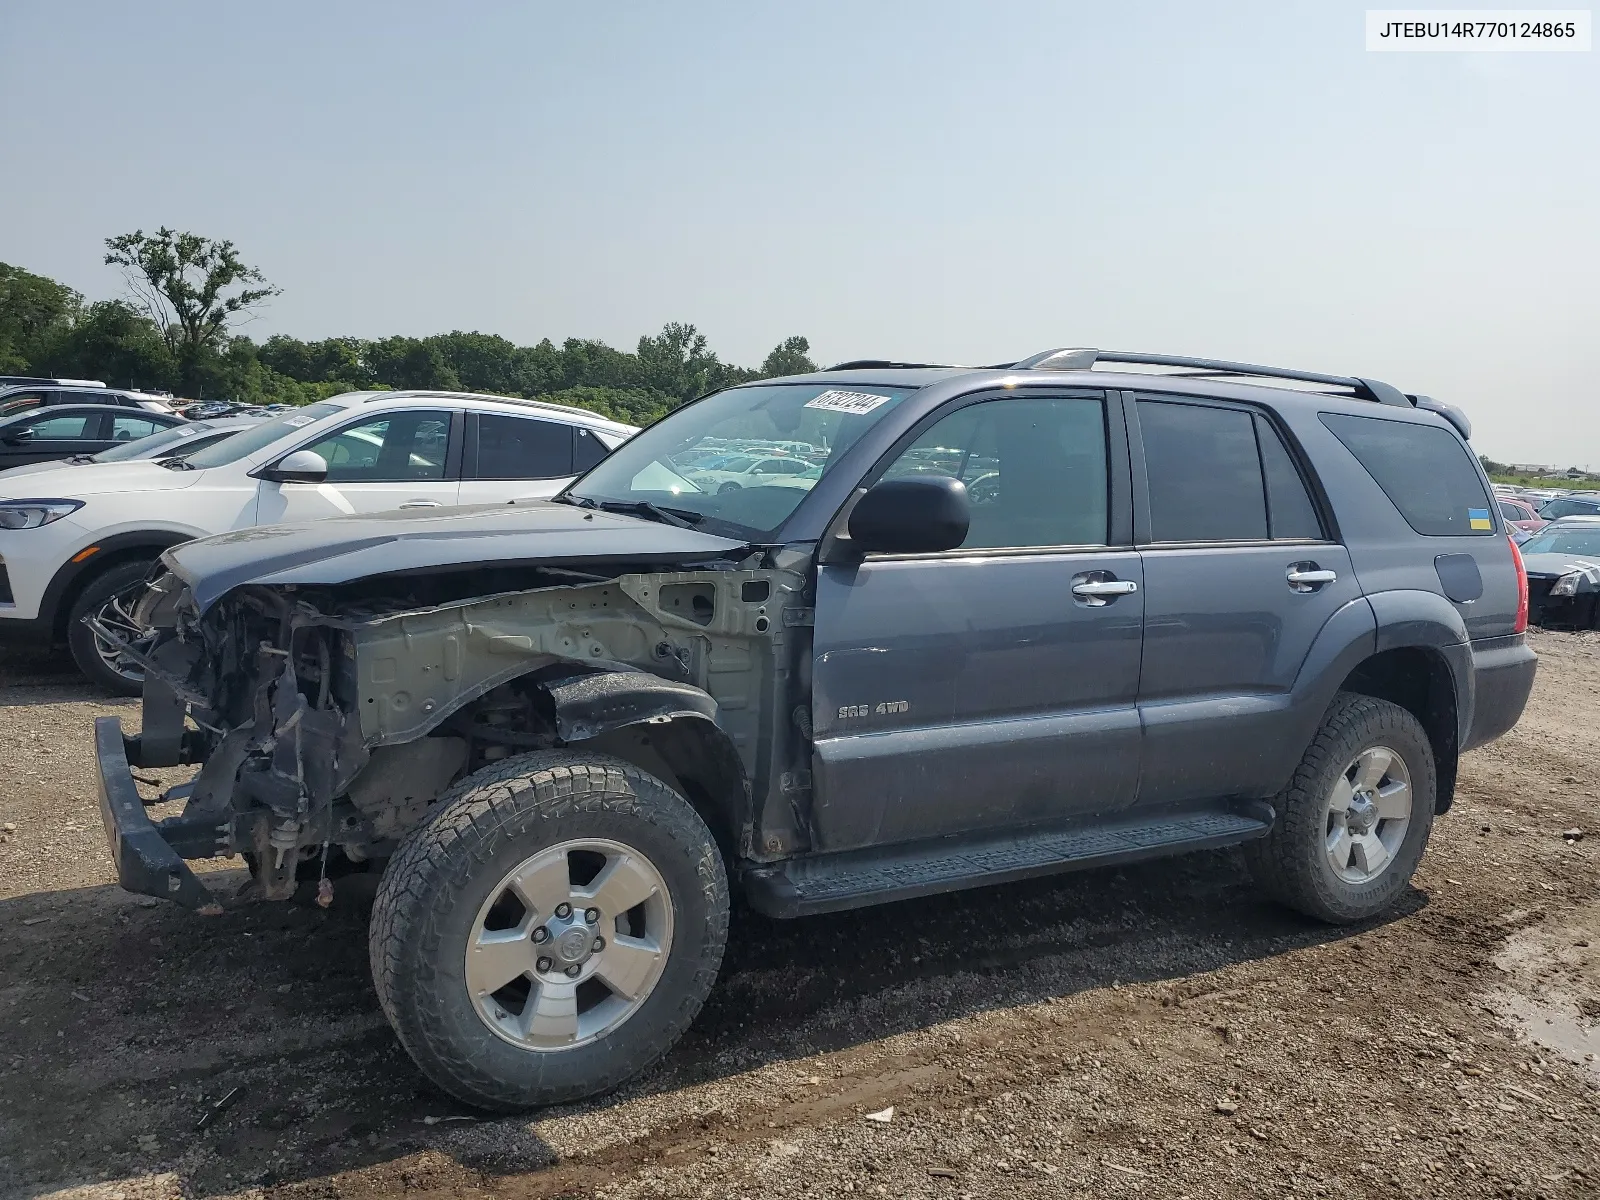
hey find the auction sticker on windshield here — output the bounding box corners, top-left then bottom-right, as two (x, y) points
(804, 389), (894, 414)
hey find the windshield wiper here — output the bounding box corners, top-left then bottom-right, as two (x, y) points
(157, 456), (196, 471)
(595, 499), (704, 528)
(65, 454), (97, 465)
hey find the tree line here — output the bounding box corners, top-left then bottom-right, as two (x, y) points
(0, 229), (818, 427)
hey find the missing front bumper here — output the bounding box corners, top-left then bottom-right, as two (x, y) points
(93, 716), (224, 914)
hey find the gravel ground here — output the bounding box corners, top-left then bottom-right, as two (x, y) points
(2, 632), (1598, 1200)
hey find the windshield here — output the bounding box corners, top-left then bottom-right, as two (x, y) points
(1539, 497), (1600, 519)
(1519, 529), (1600, 558)
(91, 420), (214, 462)
(182, 401), (346, 468)
(565, 382), (915, 538)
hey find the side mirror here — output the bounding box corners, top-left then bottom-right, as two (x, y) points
(848, 476), (970, 555)
(2, 428), (35, 446)
(264, 449), (328, 484)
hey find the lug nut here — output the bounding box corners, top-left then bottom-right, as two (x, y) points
(554, 902), (572, 919)
(584, 907), (599, 924)
(536, 956), (553, 973)
(591, 937), (606, 953)
(531, 927), (549, 944)
(564, 964), (581, 978)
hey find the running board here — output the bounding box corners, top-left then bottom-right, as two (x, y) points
(742, 807), (1272, 918)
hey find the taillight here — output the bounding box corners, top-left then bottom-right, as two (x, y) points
(1509, 534), (1529, 634)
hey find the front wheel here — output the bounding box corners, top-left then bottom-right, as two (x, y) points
(369, 751), (729, 1110)
(66, 559), (157, 695)
(1244, 693), (1436, 924)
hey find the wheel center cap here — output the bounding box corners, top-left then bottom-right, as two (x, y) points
(1347, 792), (1377, 836)
(554, 926), (590, 963)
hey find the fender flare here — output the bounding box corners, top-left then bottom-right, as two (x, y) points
(1366, 589), (1474, 747)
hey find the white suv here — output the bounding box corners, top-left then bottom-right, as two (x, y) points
(0, 390), (635, 691)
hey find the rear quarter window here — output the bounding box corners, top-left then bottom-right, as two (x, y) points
(1319, 413), (1493, 536)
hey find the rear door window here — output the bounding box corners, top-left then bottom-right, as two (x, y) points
(1138, 401), (1268, 542)
(1320, 413), (1493, 536)
(473, 413), (575, 479)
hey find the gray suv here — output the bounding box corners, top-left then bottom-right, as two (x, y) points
(91, 349), (1535, 1110)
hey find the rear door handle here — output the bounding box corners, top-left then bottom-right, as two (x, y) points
(1286, 566), (1337, 591)
(399, 499), (443, 508)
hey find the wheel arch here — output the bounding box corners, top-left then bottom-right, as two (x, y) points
(1336, 645), (1461, 814)
(44, 529), (193, 640)
(435, 667), (752, 861)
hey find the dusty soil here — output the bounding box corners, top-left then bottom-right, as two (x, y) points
(2, 632), (1598, 1200)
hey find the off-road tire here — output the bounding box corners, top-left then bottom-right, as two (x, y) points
(369, 751), (729, 1111)
(1244, 692), (1436, 924)
(66, 559), (155, 696)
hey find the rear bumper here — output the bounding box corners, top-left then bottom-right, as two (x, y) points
(94, 716), (224, 913)
(1463, 633), (1537, 752)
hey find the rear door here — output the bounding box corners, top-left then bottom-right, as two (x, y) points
(809, 389), (1143, 851)
(256, 408), (461, 521)
(1131, 395), (1360, 805)
(106, 411), (174, 449)
(457, 411), (579, 504)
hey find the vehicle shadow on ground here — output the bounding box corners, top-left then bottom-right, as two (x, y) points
(0, 850), (1424, 1197)
(0, 648), (121, 706)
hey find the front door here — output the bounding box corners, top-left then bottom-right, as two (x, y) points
(256, 409), (461, 522)
(809, 391), (1143, 852)
(0, 409), (109, 467)
(1130, 396), (1361, 804)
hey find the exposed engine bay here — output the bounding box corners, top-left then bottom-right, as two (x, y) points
(116, 550), (813, 906)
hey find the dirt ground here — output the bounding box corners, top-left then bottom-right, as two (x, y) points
(2, 632), (1598, 1200)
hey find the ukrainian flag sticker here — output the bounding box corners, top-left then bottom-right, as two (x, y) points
(1468, 507), (1492, 531)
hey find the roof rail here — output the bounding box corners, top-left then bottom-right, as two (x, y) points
(825, 359), (951, 371)
(1013, 348), (1414, 410)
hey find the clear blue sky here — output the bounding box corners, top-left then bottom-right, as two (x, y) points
(2, 1), (1594, 465)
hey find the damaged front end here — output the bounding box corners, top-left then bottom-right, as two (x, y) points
(94, 552), (811, 911)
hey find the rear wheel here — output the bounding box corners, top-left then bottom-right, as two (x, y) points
(66, 559), (156, 696)
(1245, 693), (1435, 923)
(369, 751), (728, 1110)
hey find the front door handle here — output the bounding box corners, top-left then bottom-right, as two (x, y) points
(399, 499), (444, 508)
(1286, 565), (1337, 592)
(1071, 578), (1139, 606)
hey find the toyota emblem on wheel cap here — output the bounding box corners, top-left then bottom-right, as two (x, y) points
(556, 927), (590, 962)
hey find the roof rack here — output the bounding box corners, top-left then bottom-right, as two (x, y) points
(1012, 348), (1413, 409)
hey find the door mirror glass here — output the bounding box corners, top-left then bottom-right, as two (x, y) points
(848, 477), (970, 555)
(266, 449), (329, 483)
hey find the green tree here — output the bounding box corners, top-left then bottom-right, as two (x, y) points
(760, 335), (817, 377)
(104, 228), (280, 393)
(538, 386), (672, 427)
(50, 300), (175, 390)
(364, 336), (461, 391)
(0, 262), (82, 373)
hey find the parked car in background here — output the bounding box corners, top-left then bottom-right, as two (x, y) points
(1520, 517), (1600, 630)
(0, 390), (634, 691)
(0, 415), (266, 480)
(1538, 494), (1600, 521)
(0, 405), (186, 472)
(683, 452), (822, 493)
(0, 384), (177, 416)
(1496, 496), (1547, 536)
